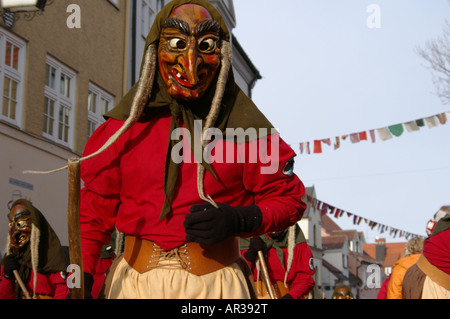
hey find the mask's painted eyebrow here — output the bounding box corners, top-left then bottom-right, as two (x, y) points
(10, 210), (31, 221)
(162, 18), (191, 35)
(195, 19), (220, 36)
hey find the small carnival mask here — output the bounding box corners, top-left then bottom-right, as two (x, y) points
(332, 285), (354, 299)
(8, 204), (32, 249)
(158, 4), (221, 101)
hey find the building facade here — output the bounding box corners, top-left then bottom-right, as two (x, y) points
(0, 0), (127, 252)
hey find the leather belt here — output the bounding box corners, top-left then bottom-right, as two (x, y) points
(417, 254), (450, 291)
(123, 235), (240, 276)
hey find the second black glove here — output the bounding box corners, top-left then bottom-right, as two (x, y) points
(185, 202), (262, 245)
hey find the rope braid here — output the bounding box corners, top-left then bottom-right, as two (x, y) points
(197, 40), (232, 208)
(30, 225), (40, 298)
(24, 40), (231, 209)
(284, 225), (295, 287)
(23, 44), (158, 175)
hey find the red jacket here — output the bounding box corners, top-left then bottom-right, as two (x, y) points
(241, 242), (316, 299)
(0, 266), (69, 299)
(80, 111), (306, 275)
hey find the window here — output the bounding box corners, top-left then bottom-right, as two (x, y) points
(141, 0), (156, 38)
(342, 254), (348, 269)
(87, 83), (114, 137)
(44, 56), (76, 148)
(0, 28), (25, 127)
(141, 0), (166, 38)
(313, 224), (317, 247)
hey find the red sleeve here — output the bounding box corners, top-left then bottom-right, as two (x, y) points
(240, 133), (306, 236)
(80, 119), (122, 274)
(0, 265), (15, 299)
(287, 242), (316, 299)
(48, 272), (70, 299)
(377, 275), (390, 299)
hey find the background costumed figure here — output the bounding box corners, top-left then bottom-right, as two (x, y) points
(0, 199), (69, 299)
(240, 224), (316, 299)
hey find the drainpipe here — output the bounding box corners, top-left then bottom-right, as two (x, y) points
(131, 0), (137, 86)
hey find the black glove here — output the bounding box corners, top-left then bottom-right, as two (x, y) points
(185, 202), (262, 245)
(2, 255), (19, 280)
(281, 293), (293, 299)
(66, 272), (94, 299)
(243, 237), (266, 263)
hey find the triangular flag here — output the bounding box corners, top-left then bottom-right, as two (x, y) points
(369, 130), (376, 143)
(314, 140), (322, 154)
(350, 133), (360, 143)
(376, 127), (393, 141)
(436, 113), (447, 125)
(328, 205), (335, 215)
(320, 202), (329, 215)
(334, 137), (340, 150)
(299, 142), (304, 154)
(416, 119), (425, 127)
(388, 123), (404, 137)
(425, 116), (439, 128)
(404, 121), (420, 132)
(321, 138), (331, 146)
(359, 131), (367, 141)
(306, 142), (310, 154)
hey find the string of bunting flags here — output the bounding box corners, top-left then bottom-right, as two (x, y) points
(305, 194), (425, 240)
(299, 111), (450, 154)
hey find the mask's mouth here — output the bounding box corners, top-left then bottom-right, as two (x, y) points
(171, 68), (207, 89)
(10, 228), (31, 248)
(172, 69), (192, 87)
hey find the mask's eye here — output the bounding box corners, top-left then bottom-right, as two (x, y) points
(16, 220), (27, 228)
(198, 38), (217, 53)
(168, 38), (187, 50)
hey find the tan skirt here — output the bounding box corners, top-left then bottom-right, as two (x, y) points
(422, 276), (450, 299)
(105, 256), (253, 299)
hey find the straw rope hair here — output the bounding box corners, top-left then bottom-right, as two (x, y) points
(23, 44), (158, 175)
(23, 38), (233, 211)
(197, 40), (232, 208)
(6, 225), (40, 298)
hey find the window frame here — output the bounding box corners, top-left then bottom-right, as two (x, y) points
(0, 27), (26, 127)
(87, 82), (114, 138)
(43, 56), (76, 149)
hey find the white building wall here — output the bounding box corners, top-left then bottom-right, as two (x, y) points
(0, 123), (77, 254)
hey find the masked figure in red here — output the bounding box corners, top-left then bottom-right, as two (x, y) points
(241, 225), (316, 299)
(402, 205), (450, 299)
(0, 199), (69, 299)
(79, 0), (306, 299)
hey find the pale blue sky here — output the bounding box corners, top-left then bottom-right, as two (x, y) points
(233, 0), (450, 242)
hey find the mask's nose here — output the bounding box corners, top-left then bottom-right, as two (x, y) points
(179, 38), (202, 86)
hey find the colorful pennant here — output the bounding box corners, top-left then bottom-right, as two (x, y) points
(305, 195), (425, 240)
(299, 111), (449, 155)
